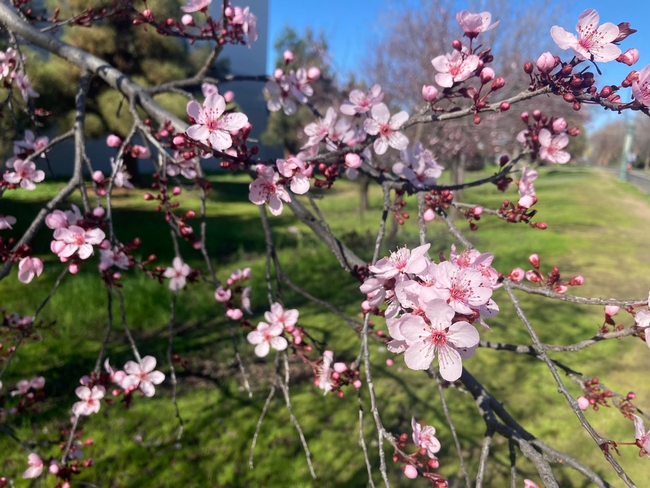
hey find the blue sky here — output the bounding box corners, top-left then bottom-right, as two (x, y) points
(266, 0), (647, 126)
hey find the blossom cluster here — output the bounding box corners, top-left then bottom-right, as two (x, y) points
(0, 47), (39, 101)
(264, 66), (320, 115)
(246, 302), (300, 357)
(361, 244), (499, 381)
(508, 253), (584, 294)
(215, 267), (252, 319)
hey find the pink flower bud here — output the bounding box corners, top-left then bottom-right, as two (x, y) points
(555, 284), (568, 294)
(490, 77), (505, 90)
(93, 206), (105, 218)
(605, 305), (619, 316)
(307, 67), (321, 81)
(214, 286), (232, 302)
(92, 170), (105, 183)
(68, 263), (79, 274)
(226, 308), (243, 320)
(173, 135), (185, 146)
(480, 67), (495, 83)
(106, 134), (122, 148)
(569, 275), (584, 286)
(617, 48), (639, 66)
(536, 51), (556, 73)
(552, 117), (567, 133)
(224, 6), (232, 16)
(518, 195), (534, 208)
(525, 270), (540, 283)
(473, 206), (483, 216)
(386, 358), (394, 366)
(508, 268), (525, 282)
(99, 239), (111, 250)
(361, 300), (372, 312)
(172, 186), (182, 196)
(333, 362), (347, 373)
(423, 208), (436, 222)
(404, 464), (418, 479)
(422, 85), (438, 102)
(79, 375), (91, 385)
(577, 396), (590, 410)
(353, 379), (362, 389)
(345, 153), (362, 169)
(283, 50), (294, 63)
(181, 14), (194, 26)
(273, 68), (284, 80)
(49, 461), (60, 475)
(223, 90), (235, 103)
(528, 254), (540, 268)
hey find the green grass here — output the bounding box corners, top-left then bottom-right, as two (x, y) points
(1, 167), (650, 487)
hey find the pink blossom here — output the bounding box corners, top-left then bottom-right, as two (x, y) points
(552, 118), (567, 133)
(577, 396), (590, 410)
(18, 257), (43, 284)
(508, 268), (525, 282)
(431, 51), (480, 88)
(111, 158), (134, 189)
(632, 65), (650, 107)
(123, 356), (165, 397)
(617, 48), (639, 66)
(248, 166), (291, 216)
(168, 152), (198, 179)
(363, 103), (409, 155)
(52, 225), (105, 260)
(340, 84), (384, 116)
(411, 417), (441, 458)
(393, 143), (443, 189)
(633, 415), (650, 458)
(422, 85), (438, 102)
(455, 10), (499, 38)
(11, 379), (30, 396)
(400, 299), (479, 381)
(186, 93), (248, 151)
(536, 52), (556, 73)
(430, 261), (493, 315)
(538, 128), (570, 164)
(215, 286), (232, 302)
(181, 0), (211, 13)
(369, 243), (430, 280)
(403, 464), (418, 479)
(605, 305), (619, 316)
(106, 134), (122, 148)
(163, 257), (191, 291)
(316, 350), (334, 394)
(276, 157), (311, 194)
(247, 322), (288, 357)
(181, 14), (194, 25)
(14, 130), (49, 156)
(14, 71), (39, 100)
(283, 50), (294, 63)
(104, 358), (127, 386)
(423, 208), (436, 222)
(518, 165), (538, 198)
(232, 6), (258, 46)
(307, 67), (321, 81)
(303, 107), (337, 148)
(0, 214), (16, 229)
(72, 385), (106, 416)
(264, 79), (297, 115)
(345, 153), (362, 169)
(201, 82), (218, 97)
(264, 302), (299, 331)
(22, 453), (43, 479)
(241, 285), (252, 313)
(550, 9), (621, 62)
(99, 246), (129, 271)
(3, 159), (45, 190)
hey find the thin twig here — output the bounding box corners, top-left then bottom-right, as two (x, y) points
(357, 389), (376, 488)
(168, 293), (184, 441)
(476, 427), (494, 488)
(249, 385), (276, 470)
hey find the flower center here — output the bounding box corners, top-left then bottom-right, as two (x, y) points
(379, 124), (393, 137)
(430, 329), (448, 347)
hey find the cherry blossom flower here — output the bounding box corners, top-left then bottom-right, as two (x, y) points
(369, 243), (430, 280)
(247, 322), (288, 357)
(431, 51), (480, 88)
(99, 246), (129, 271)
(241, 285), (252, 314)
(72, 385), (105, 416)
(276, 157), (311, 194)
(248, 166), (291, 216)
(303, 107), (337, 148)
(633, 415), (650, 458)
(456, 11), (499, 38)
(632, 65), (650, 107)
(518, 165), (538, 201)
(14, 130), (49, 156)
(508, 268), (525, 282)
(186, 93), (248, 151)
(181, 0), (211, 12)
(316, 350), (334, 394)
(215, 286), (232, 302)
(3, 159), (45, 190)
(11, 379), (30, 396)
(617, 48), (640, 67)
(538, 128), (570, 164)
(400, 299), (479, 381)
(104, 358), (127, 386)
(0, 215), (16, 229)
(168, 152), (198, 179)
(430, 261), (493, 315)
(201, 82), (218, 97)
(411, 417), (441, 458)
(264, 79), (297, 115)
(404, 465), (418, 479)
(232, 6), (258, 46)
(363, 103), (409, 155)
(550, 9), (621, 62)
(111, 158), (134, 189)
(22, 453), (43, 479)
(52, 225), (105, 260)
(18, 257), (43, 284)
(286, 68), (313, 104)
(340, 84), (384, 115)
(163, 257), (191, 291)
(123, 356), (165, 397)
(392, 143), (443, 188)
(264, 302), (299, 331)
(106, 134), (122, 147)
(14, 71), (39, 100)
(326, 117), (352, 150)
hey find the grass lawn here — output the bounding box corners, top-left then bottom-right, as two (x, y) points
(1, 166), (650, 487)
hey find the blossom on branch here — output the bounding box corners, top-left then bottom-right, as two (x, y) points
(276, 157), (311, 194)
(164, 257), (191, 291)
(51, 225), (105, 260)
(180, 0), (211, 13)
(3, 159), (45, 190)
(247, 322), (288, 357)
(22, 453), (43, 479)
(431, 51), (479, 88)
(392, 143), (443, 189)
(455, 11), (499, 38)
(249, 166), (291, 216)
(411, 417), (441, 458)
(538, 128), (570, 164)
(265, 302), (299, 331)
(363, 103), (409, 155)
(232, 6), (258, 46)
(123, 356), (165, 397)
(633, 415), (650, 459)
(340, 84), (384, 115)
(632, 65), (650, 107)
(0, 215), (16, 229)
(72, 385), (105, 416)
(18, 257), (43, 284)
(186, 93), (248, 151)
(550, 9), (621, 62)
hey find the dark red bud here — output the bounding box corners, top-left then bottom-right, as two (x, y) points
(524, 62), (534, 74)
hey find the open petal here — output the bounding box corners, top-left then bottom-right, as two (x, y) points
(370, 103), (390, 124)
(187, 100), (201, 121)
(404, 341), (435, 370)
(550, 26), (576, 50)
(271, 336), (288, 351)
(448, 321), (480, 348)
(254, 341), (270, 357)
(437, 344), (463, 381)
(374, 137), (389, 155)
(387, 131), (409, 151)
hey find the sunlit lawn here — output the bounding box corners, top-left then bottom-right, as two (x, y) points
(1, 166), (650, 487)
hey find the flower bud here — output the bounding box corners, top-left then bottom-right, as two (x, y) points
(480, 67), (495, 83)
(386, 358), (394, 366)
(452, 39), (462, 51)
(523, 61), (534, 74)
(562, 93), (575, 103)
(525, 270), (540, 282)
(520, 112), (529, 123)
(569, 275), (584, 285)
(473, 114), (481, 125)
(173, 186), (182, 196)
(353, 379), (362, 389)
(92, 170), (105, 183)
(307, 67), (321, 81)
(508, 267), (525, 282)
(499, 101), (510, 111)
(283, 50), (294, 63)
(422, 85), (438, 102)
(181, 14), (194, 26)
(532, 110), (542, 121)
(577, 396), (590, 410)
(423, 208), (436, 222)
(273, 68), (283, 80)
(536, 51), (556, 73)
(567, 127), (580, 137)
(223, 91), (235, 103)
(404, 465), (418, 479)
(490, 77), (505, 90)
(528, 254), (540, 268)
(106, 134), (122, 148)
(226, 308), (243, 320)
(68, 263), (79, 274)
(345, 153), (362, 169)
(616, 48), (639, 66)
